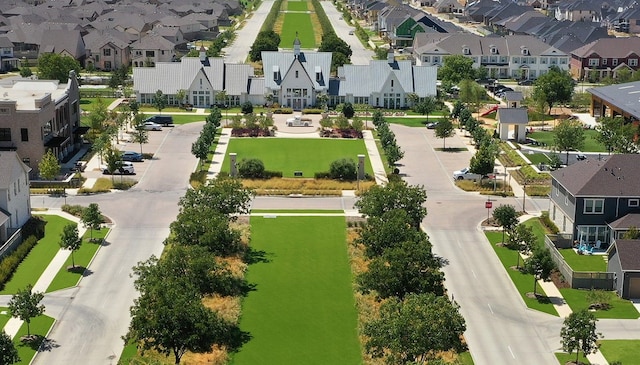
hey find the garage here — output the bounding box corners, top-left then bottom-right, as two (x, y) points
(628, 277), (640, 299)
(607, 239), (640, 299)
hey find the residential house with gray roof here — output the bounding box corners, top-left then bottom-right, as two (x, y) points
(84, 29), (132, 71)
(39, 29), (86, 63)
(413, 33), (568, 80)
(607, 239), (640, 299)
(570, 37), (640, 81)
(0, 37), (18, 72)
(131, 33), (176, 67)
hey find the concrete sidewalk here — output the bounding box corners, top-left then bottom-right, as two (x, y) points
(207, 128), (231, 179)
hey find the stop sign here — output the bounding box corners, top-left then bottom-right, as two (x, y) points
(485, 201), (493, 209)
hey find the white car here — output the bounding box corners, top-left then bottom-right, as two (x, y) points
(453, 167), (486, 181)
(101, 161), (135, 175)
(143, 121), (162, 131)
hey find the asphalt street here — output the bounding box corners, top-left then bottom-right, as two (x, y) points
(321, 2), (375, 65)
(222, 0), (274, 63)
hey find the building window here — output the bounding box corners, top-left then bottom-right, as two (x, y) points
(391, 80), (394, 87)
(588, 58), (599, 66)
(612, 58), (618, 66)
(554, 186), (559, 196)
(146, 50), (154, 57)
(0, 127), (10, 141)
(540, 57), (546, 64)
(422, 56), (430, 62)
(560, 58), (567, 65)
(103, 48), (111, 56)
(630, 59), (638, 67)
(602, 58), (607, 65)
(584, 199), (604, 214)
(295, 70), (299, 78)
(0, 107), (9, 114)
(629, 199), (639, 207)
(21, 128), (28, 141)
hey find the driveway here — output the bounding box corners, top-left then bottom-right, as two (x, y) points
(31, 123), (202, 365)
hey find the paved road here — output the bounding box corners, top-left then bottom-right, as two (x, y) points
(223, 0), (274, 63)
(392, 124), (562, 364)
(31, 123), (202, 364)
(321, 1), (374, 65)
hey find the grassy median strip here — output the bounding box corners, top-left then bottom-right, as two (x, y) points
(251, 209), (344, 214)
(12, 314), (55, 365)
(280, 12), (316, 48)
(599, 340), (640, 364)
(233, 216), (361, 364)
(485, 231), (557, 316)
(0, 307), (9, 328)
(555, 352), (591, 364)
(46, 228), (110, 293)
(559, 288), (639, 319)
(0, 215), (73, 295)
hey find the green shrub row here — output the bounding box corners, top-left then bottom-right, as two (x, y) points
(260, 0), (284, 32)
(312, 0), (335, 37)
(499, 143), (527, 167)
(21, 216), (46, 240)
(513, 165), (551, 185)
(61, 204), (107, 223)
(0, 235), (38, 289)
(540, 211), (560, 234)
(272, 107), (293, 114)
(302, 108), (324, 114)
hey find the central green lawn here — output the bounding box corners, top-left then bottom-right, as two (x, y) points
(222, 138), (374, 178)
(558, 248), (607, 272)
(171, 114), (206, 124)
(281, 13), (316, 48)
(485, 231), (557, 315)
(287, 1), (308, 11)
(385, 116), (446, 127)
(46, 227), (110, 293)
(559, 288), (639, 319)
(528, 129), (606, 152)
(599, 340), (640, 364)
(0, 215), (73, 295)
(232, 216), (361, 365)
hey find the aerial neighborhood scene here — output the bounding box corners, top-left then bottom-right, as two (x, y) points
(3, 0), (640, 364)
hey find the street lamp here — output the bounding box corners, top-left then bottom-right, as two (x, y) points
(522, 179), (527, 213)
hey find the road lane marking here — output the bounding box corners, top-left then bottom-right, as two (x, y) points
(507, 345), (516, 359)
(487, 303), (494, 314)
(471, 269), (477, 279)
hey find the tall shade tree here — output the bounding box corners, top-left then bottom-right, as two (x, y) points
(561, 309), (602, 365)
(522, 246), (555, 295)
(8, 285), (45, 337)
(434, 117), (455, 149)
(152, 89), (168, 114)
(81, 203), (102, 241)
(554, 119), (585, 165)
(37, 53), (81, 83)
(437, 55), (475, 89)
(492, 204), (518, 244)
(175, 89), (187, 107)
(596, 116), (636, 154)
(249, 30), (280, 62)
(415, 96), (436, 122)
(178, 177), (253, 218)
(103, 146), (122, 181)
(59, 223), (82, 268)
(358, 209), (427, 257)
(131, 113), (149, 154)
(364, 293), (466, 364)
(532, 66), (574, 114)
(0, 330), (20, 364)
(355, 181), (427, 229)
(357, 240), (445, 299)
(469, 138), (498, 177)
(508, 223), (536, 268)
(38, 150), (60, 180)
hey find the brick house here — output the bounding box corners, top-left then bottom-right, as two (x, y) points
(570, 37), (640, 80)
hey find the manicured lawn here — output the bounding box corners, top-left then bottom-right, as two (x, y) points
(0, 307), (9, 328)
(12, 314), (55, 365)
(287, 1), (308, 11)
(251, 209), (344, 213)
(485, 231), (557, 315)
(222, 138), (374, 178)
(138, 106), (195, 113)
(79, 98), (117, 112)
(555, 351), (591, 364)
(528, 130), (607, 152)
(385, 116), (445, 127)
(559, 288), (639, 319)
(0, 215), (73, 295)
(281, 13), (316, 48)
(558, 249), (607, 272)
(599, 340), (640, 364)
(524, 153), (550, 165)
(232, 216), (361, 365)
(167, 114), (206, 124)
(523, 218), (547, 250)
(458, 351), (475, 365)
(46, 227), (110, 293)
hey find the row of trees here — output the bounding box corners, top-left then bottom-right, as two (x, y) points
(126, 177), (254, 364)
(372, 111), (404, 168)
(192, 107), (223, 169)
(353, 181), (466, 364)
(451, 100), (499, 178)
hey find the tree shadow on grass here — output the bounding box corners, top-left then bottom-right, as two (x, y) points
(19, 334), (47, 351)
(243, 247), (272, 264)
(434, 147), (468, 152)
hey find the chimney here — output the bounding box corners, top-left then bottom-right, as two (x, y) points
(387, 47), (394, 63)
(199, 45), (206, 62)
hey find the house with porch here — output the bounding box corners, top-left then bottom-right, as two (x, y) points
(549, 154), (640, 249)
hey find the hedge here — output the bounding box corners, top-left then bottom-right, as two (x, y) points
(260, 0), (284, 32)
(0, 236), (39, 289)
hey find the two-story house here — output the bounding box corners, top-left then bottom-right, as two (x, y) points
(549, 154), (640, 248)
(570, 37), (640, 81)
(131, 34), (176, 67)
(413, 33), (569, 80)
(0, 37), (19, 72)
(0, 151), (31, 246)
(0, 71), (81, 178)
(84, 30), (132, 71)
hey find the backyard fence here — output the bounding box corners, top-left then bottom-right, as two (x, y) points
(545, 235), (614, 290)
(0, 228), (22, 260)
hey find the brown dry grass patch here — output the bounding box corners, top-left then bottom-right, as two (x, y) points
(309, 2), (322, 47)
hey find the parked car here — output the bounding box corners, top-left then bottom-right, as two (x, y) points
(143, 121), (162, 131)
(453, 167), (486, 181)
(101, 161), (135, 175)
(121, 151), (143, 162)
(517, 79), (534, 86)
(576, 153), (587, 161)
(144, 115), (173, 126)
(349, 30), (354, 35)
(426, 122), (438, 129)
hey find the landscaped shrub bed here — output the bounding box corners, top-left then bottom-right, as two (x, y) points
(230, 128), (273, 137)
(498, 143), (527, 167)
(0, 236), (38, 289)
(302, 108), (323, 114)
(241, 178), (375, 195)
(512, 165), (551, 185)
(320, 128), (363, 139)
(540, 211), (559, 234)
(272, 107), (293, 114)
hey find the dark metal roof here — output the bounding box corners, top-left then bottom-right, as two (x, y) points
(613, 239), (640, 271)
(44, 136), (68, 147)
(588, 81), (640, 120)
(609, 214), (640, 229)
(497, 107), (528, 124)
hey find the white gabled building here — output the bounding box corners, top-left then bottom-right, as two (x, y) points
(133, 37), (438, 110)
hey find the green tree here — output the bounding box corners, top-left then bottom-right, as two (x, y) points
(532, 66), (574, 115)
(0, 330), (20, 364)
(623, 226), (640, 239)
(103, 146), (122, 181)
(351, 117), (364, 132)
(38, 150), (60, 180)
(37, 53), (81, 83)
(59, 224), (82, 268)
(175, 89), (187, 106)
(319, 117), (333, 130)
(374, 46), (388, 60)
(358, 209), (427, 258)
(355, 181), (427, 229)
(319, 33), (352, 72)
(522, 246), (555, 295)
(596, 116), (636, 154)
(8, 285), (45, 337)
(492, 204), (518, 244)
(329, 158), (356, 180)
(358, 240), (444, 299)
(385, 141), (405, 168)
(238, 158), (265, 178)
(438, 55), (475, 90)
(152, 90), (168, 114)
(342, 102), (355, 118)
(131, 113), (149, 154)
(249, 30), (280, 62)
(191, 137), (209, 170)
(415, 96), (437, 122)
(20, 67), (32, 78)
(469, 138), (497, 177)
(363, 293), (466, 364)
(335, 115), (350, 130)
(81, 203), (102, 241)
(615, 68), (632, 83)
(508, 223), (536, 268)
(554, 119), (585, 164)
(178, 177), (253, 217)
(435, 117), (455, 149)
(560, 310), (602, 365)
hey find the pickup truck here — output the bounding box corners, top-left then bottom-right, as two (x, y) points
(453, 167), (487, 182)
